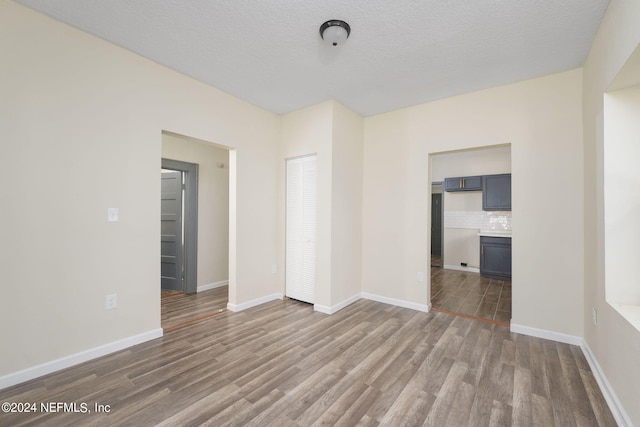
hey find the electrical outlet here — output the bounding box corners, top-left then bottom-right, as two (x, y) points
(417, 272), (424, 282)
(271, 264), (277, 274)
(106, 294), (117, 310)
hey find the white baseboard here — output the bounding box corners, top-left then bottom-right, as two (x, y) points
(198, 280), (228, 292)
(227, 293), (283, 312)
(314, 293), (361, 314)
(509, 323), (583, 346)
(581, 341), (632, 427)
(361, 292), (430, 312)
(0, 328), (163, 390)
(227, 291), (430, 315)
(443, 264), (480, 273)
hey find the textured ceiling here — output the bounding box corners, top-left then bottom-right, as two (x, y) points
(16, 0), (609, 116)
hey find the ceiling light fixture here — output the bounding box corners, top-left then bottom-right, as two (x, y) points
(319, 20), (351, 47)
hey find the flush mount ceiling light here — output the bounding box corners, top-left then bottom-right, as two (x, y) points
(319, 20), (351, 47)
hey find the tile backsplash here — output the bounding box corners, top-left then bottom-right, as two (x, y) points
(444, 210), (512, 231)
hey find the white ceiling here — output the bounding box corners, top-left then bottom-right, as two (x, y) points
(16, 0), (609, 116)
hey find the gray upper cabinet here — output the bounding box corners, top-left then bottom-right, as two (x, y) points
(444, 175), (483, 192)
(482, 174), (511, 210)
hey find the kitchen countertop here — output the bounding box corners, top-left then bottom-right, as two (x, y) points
(478, 230), (512, 238)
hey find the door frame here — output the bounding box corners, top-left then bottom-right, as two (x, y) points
(162, 158), (199, 294)
(431, 181), (444, 264)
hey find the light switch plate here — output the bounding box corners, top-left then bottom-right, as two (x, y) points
(106, 294), (117, 310)
(107, 208), (119, 222)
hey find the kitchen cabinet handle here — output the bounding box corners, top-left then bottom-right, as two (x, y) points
(460, 178), (463, 188)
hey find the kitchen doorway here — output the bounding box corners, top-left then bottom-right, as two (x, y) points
(429, 145), (512, 325)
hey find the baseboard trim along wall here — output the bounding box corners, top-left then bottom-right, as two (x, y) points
(511, 323), (631, 426)
(581, 341), (632, 427)
(227, 292), (430, 315)
(361, 292), (431, 313)
(197, 280), (228, 292)
(510, 323), (583, 346)
(314, 293), (361, 314)
(443, 264), (480, 274)
(0, 328), (163, 390)
(227, 293), (283, 312)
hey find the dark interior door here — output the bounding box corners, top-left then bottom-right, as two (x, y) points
(161, 170), (183, 292)
(431, 193), (442, 256)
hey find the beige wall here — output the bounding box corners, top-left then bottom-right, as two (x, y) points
(330, 102), (364, 305)
(583, 0), (640, 424)
(431, 145), (511, 181)
(363, 69), (584, 335)
(161, 132), (230, 288)
(442, 192), (483, 269)
(279, 101), (363, 310)
(0, 2), (280, 377)
(444, 228), (481, 269)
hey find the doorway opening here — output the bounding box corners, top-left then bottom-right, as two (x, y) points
(160, 131), (231, 331)
(429, 145), (512, 325)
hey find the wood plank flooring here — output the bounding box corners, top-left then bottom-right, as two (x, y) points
(0, 299), (616, 426)
(431, 267), (511, 324)
(161, 286), (228, 331)
(161, 289), (183, 298)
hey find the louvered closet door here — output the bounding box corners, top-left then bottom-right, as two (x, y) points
(286, 155), (317, 304)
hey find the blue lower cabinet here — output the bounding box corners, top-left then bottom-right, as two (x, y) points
(480, 236), (511, 281)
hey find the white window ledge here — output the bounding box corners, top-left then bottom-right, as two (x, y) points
(609, 303), (640, 332)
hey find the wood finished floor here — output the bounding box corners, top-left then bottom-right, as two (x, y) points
(431, 254), (442, 268)
(0, 299), (616, 426)
(161, 285), (228, 331)
(431, 267), (512, 324)
(160, 288), (183, 298)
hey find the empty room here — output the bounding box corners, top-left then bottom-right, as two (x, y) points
(1, 0), (639, 425)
